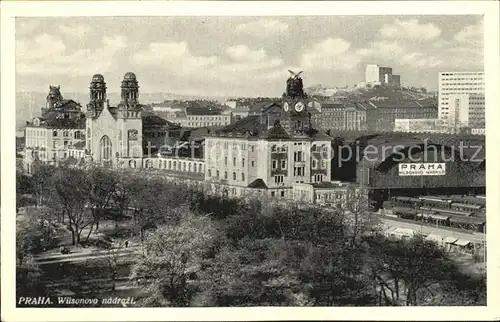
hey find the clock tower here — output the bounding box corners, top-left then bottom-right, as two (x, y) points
(281, 71), (312, 133)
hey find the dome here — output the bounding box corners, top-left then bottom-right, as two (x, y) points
(124, 72), (137, 80)
(92, 74), (105, 82)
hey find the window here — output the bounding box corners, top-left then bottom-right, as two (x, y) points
(64, 140), (68, 148)
(241, 158), (245, 167)
(281, 160), (287, 169)
(224, 171), (228, 179)
(251, 161), (255, 167)
(233, 172), (236, 180)
(280, 191), (285, 197)
(321, 160), (327, 169)
(294, 166), (305, 176)
(173, 161), (177, 169)
(53, 130), (58, 137)
(208, 169), (212, 177)
(129, 160), (136, 168)
(312, 159), (317, 169)
(251, 145), (255, 152)
(274, 175), (284, 183)
(271, 191), (276, 197)
(53, 141), (57, 148)
(241, 173), (245, 181)
(63, 131), (69, 137)
(233, 157), (236, 166)
(216, 170), (220, 178)
(271, 145), (277, 152)
(294, 151), (303, 162)
(224, 157), (228, 166)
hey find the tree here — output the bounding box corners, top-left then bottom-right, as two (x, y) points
(197, 238), (309, 306)
(50, 166), (93, 245)
(366, 234), (452, 306)
(88, 166), (118, 232)
(130, 212), (216, 306)
(30, 163), (56, 207)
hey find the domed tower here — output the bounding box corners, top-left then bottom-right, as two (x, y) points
(89, 74), (107, 102)
(117, 72), (143, 159)
(121, 72), (139, 105)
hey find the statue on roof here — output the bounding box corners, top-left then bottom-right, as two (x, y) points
(46, 85), (64, 110)
(285, 70), (306, 99)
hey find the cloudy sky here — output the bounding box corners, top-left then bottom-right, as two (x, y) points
(16, 15), (483, 97)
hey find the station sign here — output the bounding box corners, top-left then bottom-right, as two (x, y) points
(398, 163), (446, 176)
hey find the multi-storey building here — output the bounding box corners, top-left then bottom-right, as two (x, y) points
(365, 101), (438, 132)
(23, 87), (86, 173)
(393, 118), (448, 133)
(447, 93), (485, 133)
(438, 71), (485, 123)
(160, 109), (232, 128)
(344, 102), (367, 131)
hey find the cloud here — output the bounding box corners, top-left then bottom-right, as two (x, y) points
(235, 19), (289, 38)
(300, 38), (358, 70)
(59, 23), (92, 38)
(379, 18), (441, 40)
(16, 19), (41, 36)
(225, 45), (266, 63)
(356, 40), (405, 61)
(400, 52), (444, 68)
(132, 41), (218, 75)
(454, 21), (483, 45)
(17, 34), (128, 75)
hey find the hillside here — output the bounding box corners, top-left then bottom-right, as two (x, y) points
(306, 85), (436, 104)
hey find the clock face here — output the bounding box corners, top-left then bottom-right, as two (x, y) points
(283, 102), (290, 112)
(294, 101), (305, 112)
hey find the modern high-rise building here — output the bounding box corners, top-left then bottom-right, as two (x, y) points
(437, 71), (485, 125)
(365, 64), (398, 87)
(447, 93), (485, 133)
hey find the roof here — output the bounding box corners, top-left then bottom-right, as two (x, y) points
(260, 123), (291, 140)
(142, 111), (180, 129)
(321, 102), (345, 109)
(36, 111), (86, 129)
(185, 107), (222, 115)
(247, 178), (268, 189)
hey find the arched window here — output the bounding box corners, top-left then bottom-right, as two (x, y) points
(188, 163), (192, 172)
(216, 170), (220, 178)
(159, 160), (162, 169)
(146, 160), (153, 168)
(99, 135), (112, 163)
(168, 160), (172, 169)
(208, 169), (212, 177)
(63, 131), (69, 137)
(224, 171), (228, 179)
(233, 172), (236, 180)
(129, 160), (136, 168)
(241, 173), (245, 181)
(193, 164), (197, 172)
(53, 130), (58, 137)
